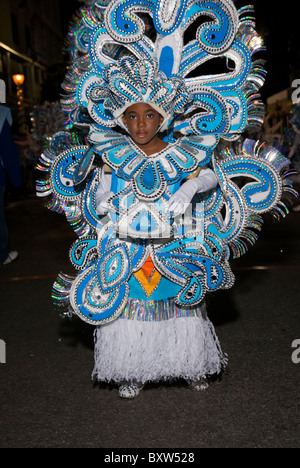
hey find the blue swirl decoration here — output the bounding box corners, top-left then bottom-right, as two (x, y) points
(191, 88), (230, 135)
(69, 223), (147, 324)
(70, 265), (130, 324)
(51, 147), (89, 200)
(194, 0), (238, 54)
(221, 158), (282, 213)
(104, 0), (237, 47)
(152, 231), (234, 307)
(70, 237), (98, 270)
(104, 0), (153, 42)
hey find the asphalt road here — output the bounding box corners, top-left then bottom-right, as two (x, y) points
(0, 193), (299, 449)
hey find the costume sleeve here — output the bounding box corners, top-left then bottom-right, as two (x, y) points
(185, 167), (218, 195)
(171, 167), (218, 201)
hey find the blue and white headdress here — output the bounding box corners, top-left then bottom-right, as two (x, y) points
(62, 0), (266, 139)
(87, 56), (190, 131)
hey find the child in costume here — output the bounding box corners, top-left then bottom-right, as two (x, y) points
(37, 0), (296, 399)
(93, 101), (224, 397)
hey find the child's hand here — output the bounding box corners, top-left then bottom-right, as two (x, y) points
(166, 190), (192, 216)
(166, 168), (218, 216)
(166, 179), (199, 216)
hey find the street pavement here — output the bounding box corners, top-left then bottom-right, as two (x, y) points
(0, 193), (299, 449)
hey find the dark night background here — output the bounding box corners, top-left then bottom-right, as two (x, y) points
(251, 0), (299, 99)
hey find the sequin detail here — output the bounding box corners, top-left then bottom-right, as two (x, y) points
(119, 297), (206, 321)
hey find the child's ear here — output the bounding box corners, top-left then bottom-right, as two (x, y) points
(122, 114), (127, 127)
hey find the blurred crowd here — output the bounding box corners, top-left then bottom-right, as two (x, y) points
(0, 102), (67, 266)
(10, 101), (68, 200)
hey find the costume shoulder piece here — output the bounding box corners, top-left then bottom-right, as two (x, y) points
(37, 0), (296, 325)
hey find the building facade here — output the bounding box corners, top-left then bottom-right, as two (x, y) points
(0, 0), (76, 122)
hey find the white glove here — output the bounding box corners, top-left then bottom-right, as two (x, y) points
(95, 171), (113, 215)
(166, 168), (217, 216)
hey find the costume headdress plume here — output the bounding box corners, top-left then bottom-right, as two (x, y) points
(63, 0), (264, 139)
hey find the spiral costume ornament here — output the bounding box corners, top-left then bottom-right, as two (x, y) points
(38, 0), (296, 385)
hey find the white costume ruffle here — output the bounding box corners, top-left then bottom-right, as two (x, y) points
(92, 300), (227, 384)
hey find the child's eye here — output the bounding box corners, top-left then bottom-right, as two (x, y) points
(146, 113), (154, 118)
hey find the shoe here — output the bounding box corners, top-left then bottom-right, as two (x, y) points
(187, 378), (209, 392)
(2, 251), (18, 266)
(118, 381), (144, 399)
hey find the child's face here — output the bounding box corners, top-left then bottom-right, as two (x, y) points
(122, 103), (164, 150)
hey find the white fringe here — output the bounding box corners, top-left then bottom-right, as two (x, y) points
(92, 315), (227, 384)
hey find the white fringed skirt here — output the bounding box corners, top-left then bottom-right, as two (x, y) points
(92, 298), (227, 384)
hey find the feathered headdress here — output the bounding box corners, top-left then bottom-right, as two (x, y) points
(87, 56), (190, 130)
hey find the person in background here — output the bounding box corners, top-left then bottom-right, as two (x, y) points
(0, 105), (22, 266)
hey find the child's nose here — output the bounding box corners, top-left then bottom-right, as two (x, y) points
(138, 117), (146, 127)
